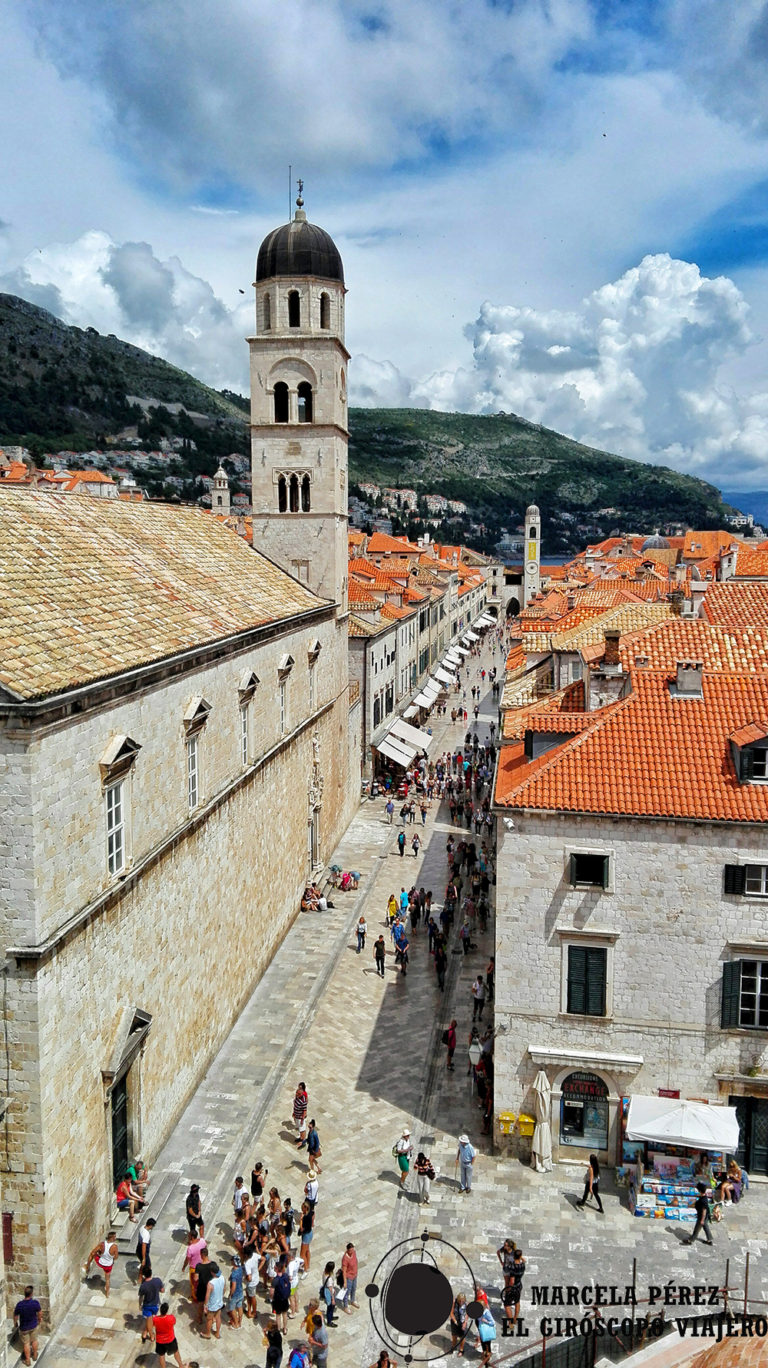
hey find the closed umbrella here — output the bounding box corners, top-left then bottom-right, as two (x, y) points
(531, 1069), (553, 1173)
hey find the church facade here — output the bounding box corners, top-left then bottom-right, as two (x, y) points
(0, 207), (360, 1323)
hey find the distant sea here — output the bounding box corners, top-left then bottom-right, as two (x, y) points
(721, 490), (768, 525)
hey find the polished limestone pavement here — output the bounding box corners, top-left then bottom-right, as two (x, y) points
(34, 634), (768, 1367)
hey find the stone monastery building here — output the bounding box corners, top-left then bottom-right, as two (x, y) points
(0, 204), (361, 1321)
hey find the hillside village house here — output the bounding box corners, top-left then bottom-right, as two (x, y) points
(494, 607), (768, 1173)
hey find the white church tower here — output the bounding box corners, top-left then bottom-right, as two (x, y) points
(249, 186), (349, 615)
(523, 503), (541, 606)
(213, 463), (230, 514)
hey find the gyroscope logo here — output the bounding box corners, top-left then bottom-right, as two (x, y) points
(365, 1229), (485, 1363)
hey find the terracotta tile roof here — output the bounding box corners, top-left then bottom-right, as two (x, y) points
(500, 659), (554, 710)
(402, 586), (426, 603)
(734, 545), (768, 578)
(616, 618), (768, 674)
(348, 578), (380, 608)
(0, 490), (323, 702)
(496, 667), (768, 823)
(63, 469), (117, 489)
(347, 557), (377, 579)
(550, 601), (673, 651)
(375, 556), (415, 576)
(506, 645), (526, 673)
(347, 613), (389, 637)
(380, 602), (415, 620)
(367, 531), (420, 554)
(683, 529), (740, 559)
(501, 681), (590, 739)
(348, 530), (366, 548)
(730, 721), (768, 746)
(702, 583), (768, 629)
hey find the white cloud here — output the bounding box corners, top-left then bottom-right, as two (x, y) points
(381, 254), (768, 487)
(0, 232), (251, 392)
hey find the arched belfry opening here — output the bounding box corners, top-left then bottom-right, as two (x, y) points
(278, 475), (287, 511)
(263, 293), (271, 331)
(274, 382), (289, 423)
(320, 292), (330, 329)
(301, 474), (311, 512)
(289, 474), (300, 512)
(288, 290), (301, 328)
(297, 382), (313, 423)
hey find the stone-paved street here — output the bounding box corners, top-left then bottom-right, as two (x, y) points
(36, 633), (768, 1367)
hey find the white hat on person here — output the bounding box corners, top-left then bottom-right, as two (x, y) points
(459, 1133), (469, 1144)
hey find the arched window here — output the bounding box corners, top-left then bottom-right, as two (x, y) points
(289, 474), (299, 512)
(263, 293), (271, 331)
(288, 290), (300, 328)
(320, 292), (330, 329)
(274, 382), (289, 423)
(529, 525), (537, 539)
(301, 474), (311, 512)
(297, 381), (313, 423)
(278, 475), (287, 511)
(216, 495), (222, 506)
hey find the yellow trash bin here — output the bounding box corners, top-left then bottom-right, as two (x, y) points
(517, 1113), (536, 1138)
(497, 1111), (516, 1136)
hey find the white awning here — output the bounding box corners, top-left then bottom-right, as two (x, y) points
(446, 651), (463, 664)
(377, 736), (417, 768)
(403, 705), (419, 719)
(454, 645), (470, 656)
(425, 678), (442, 696)
(477, 615), (495, 626)
(463, 631), (479, 642)
(412, 691), (434, 708)
(625, 1096), (739, 1152)
(390, 718), (433, 752)
(434, 667), (455, 685)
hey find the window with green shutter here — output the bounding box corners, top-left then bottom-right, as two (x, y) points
(722, 959), (768, 1029)
(567, 945), (607, 1016)
(724, 865), (746, 895)
(569, 853), (610, 888)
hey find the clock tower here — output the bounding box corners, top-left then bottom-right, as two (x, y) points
(523, 503), (541, 606)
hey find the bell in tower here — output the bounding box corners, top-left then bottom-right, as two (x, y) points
(248, 186), (349, 614)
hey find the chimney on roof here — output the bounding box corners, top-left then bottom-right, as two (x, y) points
(668, 589), (685, 616)
(675, 660), (703, 698)
(604, 629), (621, 668)
(567, 593), (576, 611)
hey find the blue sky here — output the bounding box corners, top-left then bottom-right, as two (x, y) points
(4, 0), (768, 488)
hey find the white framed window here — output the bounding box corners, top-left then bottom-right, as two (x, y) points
(187, 735), (199, 810)
(722, 958), (768, 1029)
(753, 748), (768, 779)
(240, 704), (250, 766)
(105, 781), (125, 877)
(279, 681), (287, 734)
(309, 665), (315, 712)
(745, 865), (768, 896)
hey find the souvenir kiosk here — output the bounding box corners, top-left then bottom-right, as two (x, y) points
(622, 1096), (740, 1221)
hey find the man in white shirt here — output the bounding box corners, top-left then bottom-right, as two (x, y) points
(471, 974), (486, 1022)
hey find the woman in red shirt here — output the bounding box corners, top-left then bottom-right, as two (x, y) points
(151, 1302), (184, 1367)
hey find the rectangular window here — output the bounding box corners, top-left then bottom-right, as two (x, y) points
(753, 749), (768, 779)
(745, 865), (768, 895)
(187, 735), (199, 809)
(722, 959), (768, 1029)
(279, 681), (287, 734)
(105, 781), (125, 876)
(569, 852), (609, 888)
(567, 945), (607, 1016)
(240, 705), (249, 766)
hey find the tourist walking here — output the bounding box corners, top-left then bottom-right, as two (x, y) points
(397, 830), (406, 857)
(299, 1200), (315, 1274)
(456, 1134), (476, 1193)
(294, 1082), (309, 1147)
(150, 1302), (184, 1368)
(356, 916), (367, 952)
(320, 1261), (338, 1325)
(683, 1183), (714, 1246)
(386, 798), (395, 824)
(185, 1183), (204, 1236)
(450, 1294), (470, 1353)
(576, 1154), (604, 1213)
(477, 1305), (497, 1365)
(471, 974), (486, 1021)
(202, 1262), (226, 1339)
(445, 1018), (457, 1070)
(502, 1248), (526, 1331)
(13, 1286), (42, 1366)
(414, 1152), (435, 1204)
(374, 935), (386, 977)
(138, 1269), (165, 1342)
(227, 1254), (244, 1327)
(394, 1128), (413, 1188)
(265, 1319), (284, 1368)
(136, 1216), (155, 1275)
(307, 1120), (323, 1173)
(85, 1231), (119, 1297)
(411, 833), (421, 857)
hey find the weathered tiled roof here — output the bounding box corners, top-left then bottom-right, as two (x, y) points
(702, 583), (768, 629)
(0, 491), (323, 701)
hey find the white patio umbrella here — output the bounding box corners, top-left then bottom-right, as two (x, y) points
(531, 1070), (553, 1173)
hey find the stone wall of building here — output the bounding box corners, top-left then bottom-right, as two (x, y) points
(494, 811), (768, 1159)
(1, 613), (359, 1322)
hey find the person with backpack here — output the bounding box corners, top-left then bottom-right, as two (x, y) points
(414, 1152), (436, 1204)
(394, 1129), (413, 1188)
(319, 1261), (337, 1326)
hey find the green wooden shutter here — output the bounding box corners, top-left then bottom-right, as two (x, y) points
(567, 946), (587, 1014)
(568, 853), (578, 886)
(586, 948), (607, 1016)
(600, 856), (610, 889)
(724, 865), (746, 895)
(721, 960), (742, 1028)
(741, 749), (755, 781)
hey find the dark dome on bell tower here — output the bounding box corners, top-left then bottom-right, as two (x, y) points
(256, 193), (344, 285)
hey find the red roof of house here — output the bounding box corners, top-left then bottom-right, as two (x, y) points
(701, 583), (768, 629)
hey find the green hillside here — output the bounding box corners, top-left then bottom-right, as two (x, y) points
(0, 293), (732, 552)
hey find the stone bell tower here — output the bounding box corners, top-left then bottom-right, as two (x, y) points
(248, 186), (349, 615)
(523, 503), (541, 606)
